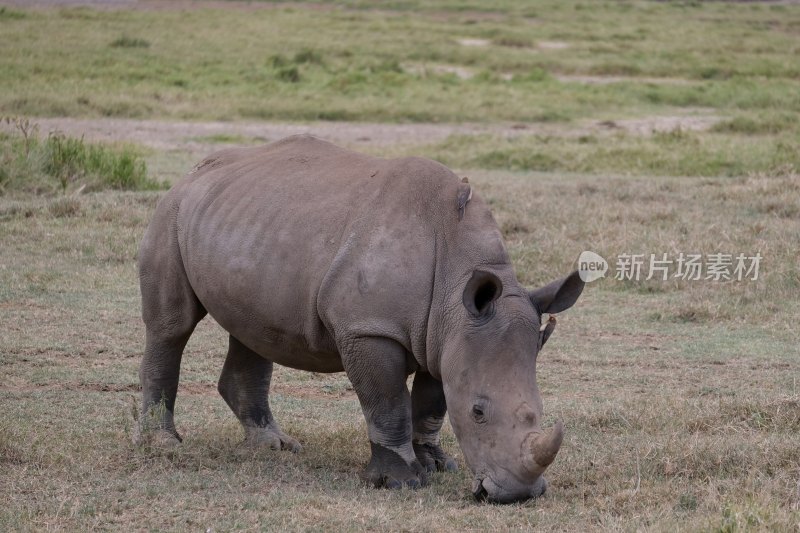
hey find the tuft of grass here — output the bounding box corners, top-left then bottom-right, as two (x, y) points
(293, 47), (324, 65)
(276, 65), (301, 83)
(47, 196), (82, 218)
(493, 36), (533, 48)
(512, 67), (551, 83)
(190, 133), (257, 144)
(711, 113), (796, 135)
(109, 35), (150, 49)
(0, 6), (26, 20)
(0, 423), (26, 465)
(1, 118), (163, 195)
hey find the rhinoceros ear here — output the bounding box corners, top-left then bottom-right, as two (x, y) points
(529, 271), (584, 314)
(463, 270), (503, 317)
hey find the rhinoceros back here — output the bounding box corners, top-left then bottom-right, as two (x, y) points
(169, 135), (448, 371)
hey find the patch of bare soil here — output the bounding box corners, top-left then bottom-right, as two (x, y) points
(15, 117), (530, 161)
(428, 10), (512, 23)
(592, 113), (720, 134)
(9, 113), (722, 164)
(0, 382), (139, 394)
(537, 41), (570, 50)
(457, 38), (490, 47)
(556, 75), (699, 86)
(273, 383), (356, 400)
(403, 63), (477, 80)
(402, 64), (515, 81)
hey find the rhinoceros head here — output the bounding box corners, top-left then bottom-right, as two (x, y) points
(441, 269), (584, 503)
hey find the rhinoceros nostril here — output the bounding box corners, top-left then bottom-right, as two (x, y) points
(514, 402), (536, 425)
(471, 478), (488, 501)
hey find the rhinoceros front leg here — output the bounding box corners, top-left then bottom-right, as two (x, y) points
(217, 335), (301, 452)
(341, 336), (427, 489)
(411, 371), (458, 473)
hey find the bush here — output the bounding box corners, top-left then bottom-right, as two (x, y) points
(0, 117), (164, 195)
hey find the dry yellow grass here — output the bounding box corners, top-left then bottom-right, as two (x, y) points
(1, 166), (798, 530)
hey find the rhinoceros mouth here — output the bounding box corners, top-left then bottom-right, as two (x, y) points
(471, 478), (489, 502)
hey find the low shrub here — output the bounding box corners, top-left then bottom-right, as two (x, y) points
(0, 117), (163, 195)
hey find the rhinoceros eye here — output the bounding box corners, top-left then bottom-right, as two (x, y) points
(471, 404), (487, 424)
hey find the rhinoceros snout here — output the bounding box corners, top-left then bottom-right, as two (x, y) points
(469, 421), (563, 504)
(471, 476), (548, 504)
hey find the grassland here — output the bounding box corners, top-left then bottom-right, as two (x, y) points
(1, 0), (799, 531)
(2, 172), (798, 531)
(2, 1), (799, 177)
(2, 1), (800, 123)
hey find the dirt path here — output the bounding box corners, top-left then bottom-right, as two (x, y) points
(8, 113), (721, 163)
(23, 117), (526, 153)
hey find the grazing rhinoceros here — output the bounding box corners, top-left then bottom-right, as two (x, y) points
(136, 134), (584, 503)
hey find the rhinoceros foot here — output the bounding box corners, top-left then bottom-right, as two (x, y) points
(413, 442), (458, 473)
(362, 442), (428, 489)
(132, 427), (182, 449)
(242, 424), (302, 453)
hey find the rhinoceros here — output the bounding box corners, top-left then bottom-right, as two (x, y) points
(136, 134), (584, 503)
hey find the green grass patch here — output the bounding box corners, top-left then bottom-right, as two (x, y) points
(1, 2), (799, 122)
(412, 129), (800, 178)
(0, 118), (163, 195)
(0, 6), (26, 20)
(190, 133), (257, 144)
(710, 112), (797, 135)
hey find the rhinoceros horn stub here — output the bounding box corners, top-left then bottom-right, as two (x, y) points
(522, 420), (564, 475)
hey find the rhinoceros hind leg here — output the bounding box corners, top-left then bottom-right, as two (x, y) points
(411, 371), (458, 472)
(341, 336), (427, 489)
(136, 323), (203, 445)
(218, 335), (301, 453)
(137, 195), (207, 446)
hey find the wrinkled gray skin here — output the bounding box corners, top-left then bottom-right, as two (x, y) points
(136, 135), (584, 503)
